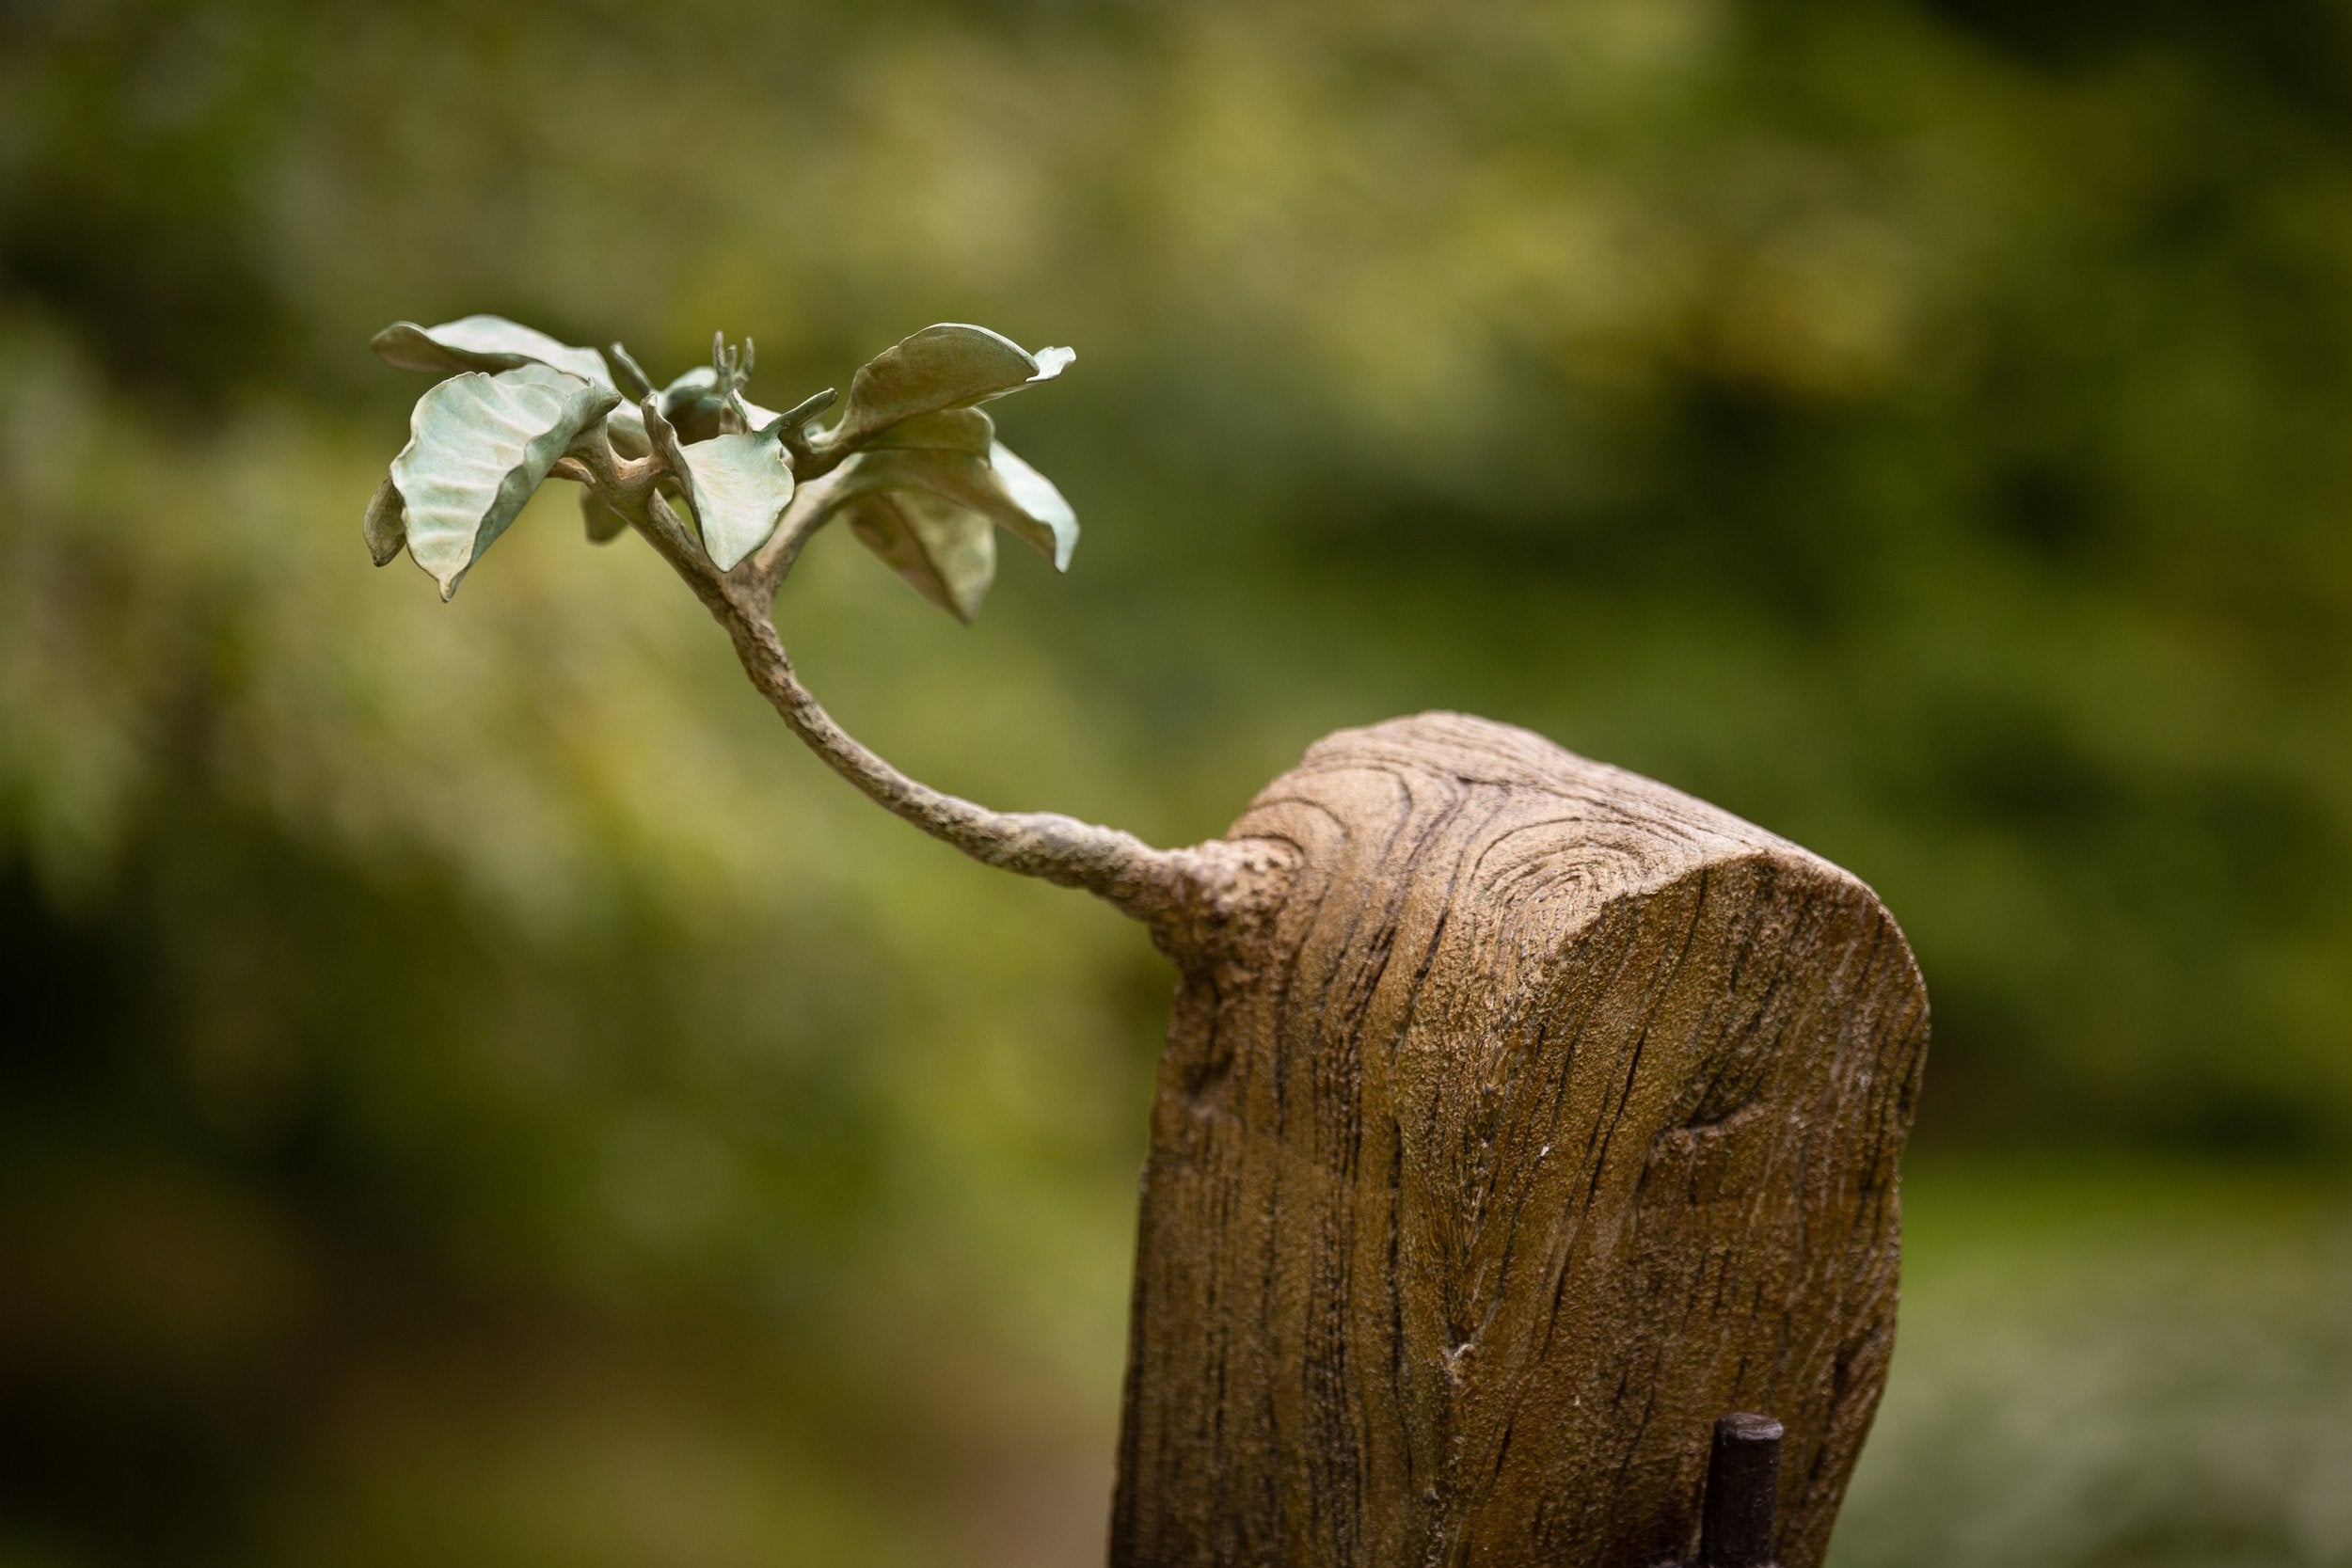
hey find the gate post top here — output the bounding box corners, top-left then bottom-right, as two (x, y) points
(1114, 712), (1929, 1568)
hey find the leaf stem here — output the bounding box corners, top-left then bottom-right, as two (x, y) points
(567, 434), (1280, 945)
(715, 590), (1248, 932)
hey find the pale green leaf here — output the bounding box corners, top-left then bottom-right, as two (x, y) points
(827, 446), (1078, 573)
(986, 442), (1079, 570)
(580, 486), (632, 545)
(362, 474), (406, 566)
(657, 364), (783, 445)
(388, 364), (618, 599)
(605, 400), (653, 459)
(641, 392), (693, 488)
(862, 406), (994, 455)
(821, 325), (1073, 453)
(655, 366), (721, 442)
(373, 314), (614, 390)
(844, 488), (997, 623)
(674, 425), (796, 571)
(606, 341), (656, 402)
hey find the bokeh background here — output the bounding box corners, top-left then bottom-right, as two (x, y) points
(5, 1), (2351, 1564)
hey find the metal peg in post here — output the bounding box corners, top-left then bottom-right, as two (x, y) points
(1697, 1412), (1784, 1568)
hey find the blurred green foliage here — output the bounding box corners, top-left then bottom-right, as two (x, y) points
(3, 1), (2350, 1563)
(1835, 1160), (2352, 1567)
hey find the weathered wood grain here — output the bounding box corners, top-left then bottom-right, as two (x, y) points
(1113, 713), (1929, 1568)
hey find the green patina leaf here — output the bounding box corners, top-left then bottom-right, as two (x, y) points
(655, 364), (784, 445)
(605, 399), (654, 459)
(606, 341), (657, 402)
(985, 442), (1078, 570)
(372, 314), (614, 390)
(828, 446), (1077, 570)
(641, 392), (692, 483)
(818, 440), (1078, 619)
(671, 423), (796, 571)
(843, 488), (996, 623)
(580, 486), (632, 545)
(862, 405), (994, 456)
(651, 366), (721, 444)
(733, 394), (787, 432)
(362, 474), (407, 566)
(386, 363), (618, 599)
(821, 325), (1072, 454)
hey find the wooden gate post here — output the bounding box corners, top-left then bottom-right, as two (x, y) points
(1112, 714), (1929, 1568)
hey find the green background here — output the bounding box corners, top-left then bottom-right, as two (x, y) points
(3, 1), (2348, 1563)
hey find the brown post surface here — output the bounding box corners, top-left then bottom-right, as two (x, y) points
(1112, 714), (1929, 1568)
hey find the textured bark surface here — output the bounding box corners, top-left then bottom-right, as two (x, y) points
(1112, 713), (1929, 1568)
